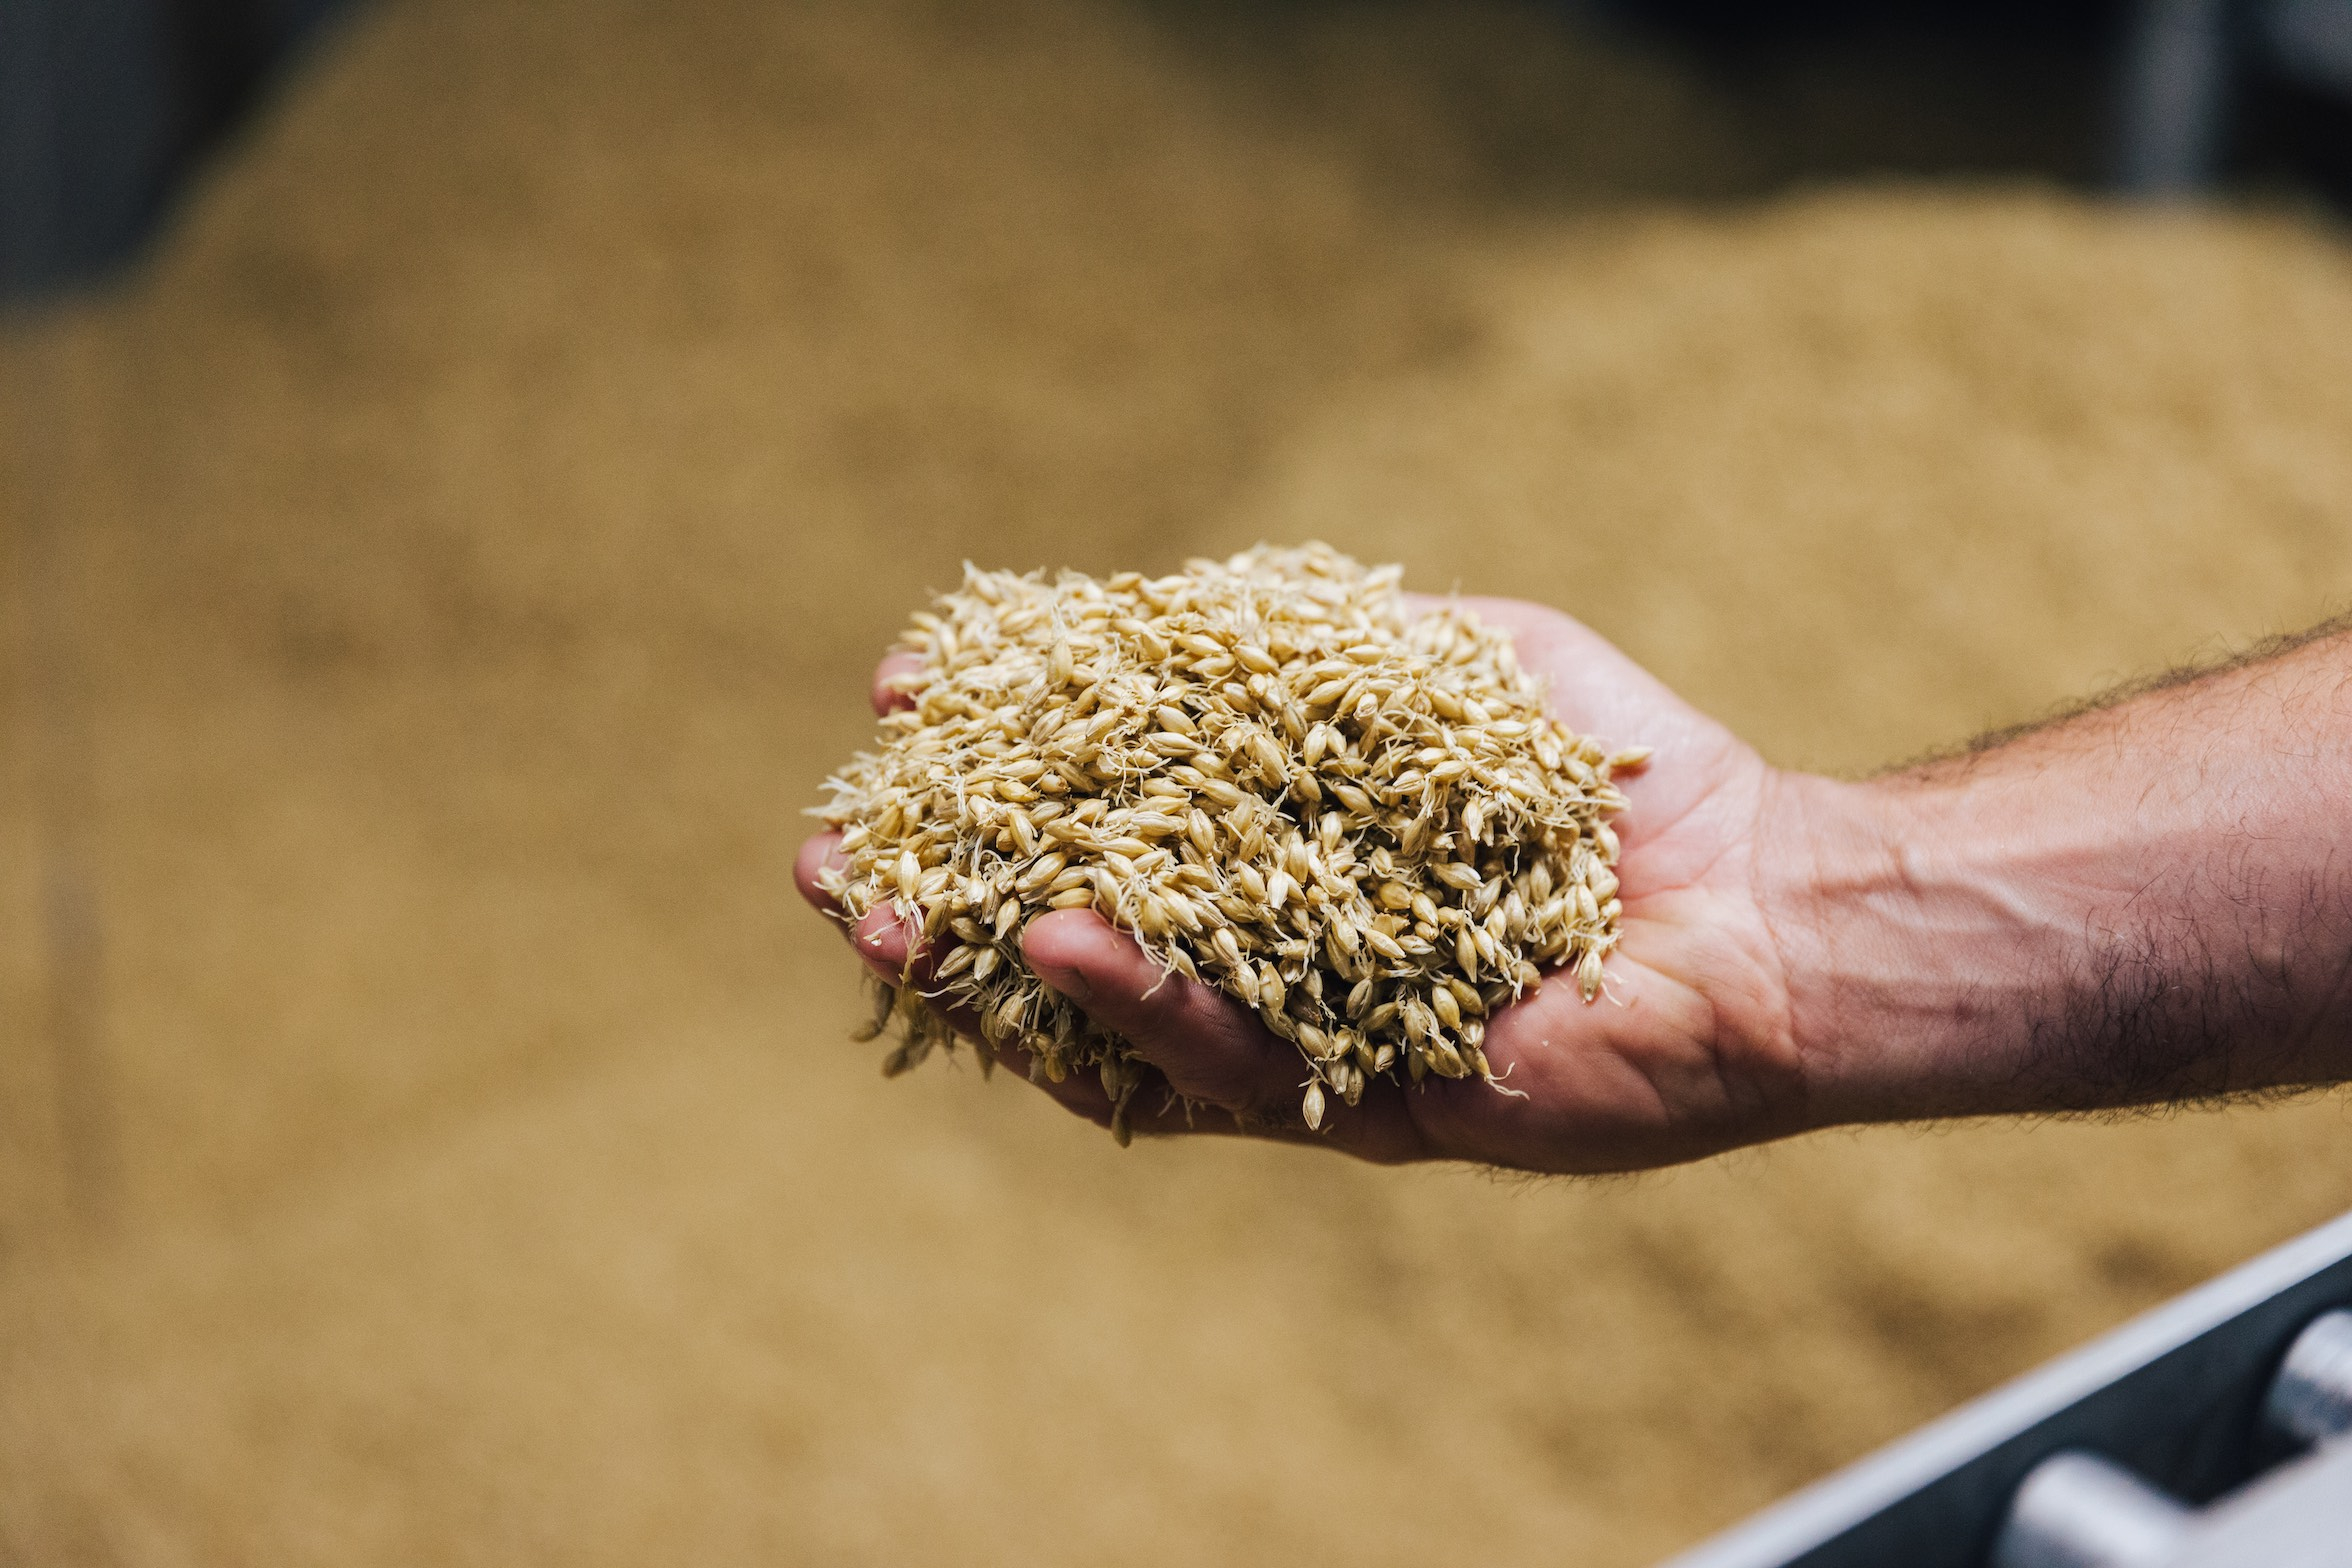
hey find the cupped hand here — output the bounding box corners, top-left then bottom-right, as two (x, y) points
(795, 596), (1821, 1173)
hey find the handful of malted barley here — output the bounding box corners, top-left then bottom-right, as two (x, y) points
(813, 543), (1643, 1143)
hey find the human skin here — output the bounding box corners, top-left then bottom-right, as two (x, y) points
(793, 595), (2352, 1175)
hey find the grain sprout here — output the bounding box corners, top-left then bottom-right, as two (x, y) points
(813, 544), (1642, 1143)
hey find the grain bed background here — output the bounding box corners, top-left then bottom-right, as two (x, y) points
(5, 2), (2352, 1564)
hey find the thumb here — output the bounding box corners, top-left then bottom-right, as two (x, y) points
(1020, 909), (1299, 1116)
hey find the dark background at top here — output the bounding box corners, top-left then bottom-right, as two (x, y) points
(2, 0), (347, 298)
(6, 0), (2352, 300)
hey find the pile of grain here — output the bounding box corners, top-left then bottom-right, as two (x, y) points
(815, 544), (1642, 1139)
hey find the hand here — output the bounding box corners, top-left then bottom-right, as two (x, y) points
(795, 596), (1824, 1174)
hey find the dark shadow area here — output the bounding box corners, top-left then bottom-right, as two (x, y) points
(1, 0), (353, 299)
(15, 0), (2352, 298)
(1140, 0), (2352, 216)
(2238, 54), (2352, 203)
(1612, 0), (2130, 184)
(1135, 0), (2130, 215)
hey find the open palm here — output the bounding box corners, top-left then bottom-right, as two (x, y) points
(796, 595), (1815, 1174)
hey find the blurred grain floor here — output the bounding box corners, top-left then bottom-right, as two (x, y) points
(6, 3), (2352, 1564)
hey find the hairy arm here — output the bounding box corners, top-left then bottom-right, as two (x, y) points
(1779, 621), (2352, 1126)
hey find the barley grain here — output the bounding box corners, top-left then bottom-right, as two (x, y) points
(813, 544), (1633, 1134)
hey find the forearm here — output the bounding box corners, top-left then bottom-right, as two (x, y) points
(1775, 628), (2352, 1126)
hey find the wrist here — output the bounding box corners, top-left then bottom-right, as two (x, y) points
(1754, 639), (2352, 1133)
(1758, 768), (2053, 1129)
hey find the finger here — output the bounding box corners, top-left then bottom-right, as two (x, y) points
(844, 922), (1110, 1120)
(794, 832), (851, 917)
(803, 838), (1139, 1129)
(800, 829), (977, 1059)
(871, 652), (924, 716)
(869, 931), (1127, 1122)
(849, 903), (919, 984)
(1020, 910), (1433, 1158)
(797, 835), (924, 985)
(799, 835), (926, 987)
(1021, 909), (1300, 1116)
(809, 890), (1115, 1129)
